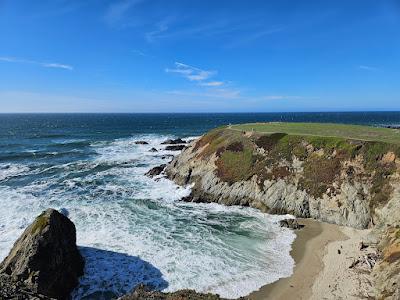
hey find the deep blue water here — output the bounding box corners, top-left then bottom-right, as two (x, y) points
(0, 112), (399, 299)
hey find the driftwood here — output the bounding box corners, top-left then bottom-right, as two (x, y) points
(349, 253), (378, 270)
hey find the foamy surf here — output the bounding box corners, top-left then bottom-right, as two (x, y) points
(0, 134), (296, 299)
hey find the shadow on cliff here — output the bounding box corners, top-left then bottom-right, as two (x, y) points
(72, 246), (168, 300)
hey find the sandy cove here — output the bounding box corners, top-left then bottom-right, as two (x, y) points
(249, 219), (374, 300)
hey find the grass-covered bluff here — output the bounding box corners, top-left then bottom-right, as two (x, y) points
(192, 123), (400, 217)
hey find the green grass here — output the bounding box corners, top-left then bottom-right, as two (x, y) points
(232, 122), (400, 145)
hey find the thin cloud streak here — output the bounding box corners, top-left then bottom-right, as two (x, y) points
(165, 61), (241, 99)
(199, 81), (224, 87)
(359, 65), (379, 71)
(0, 56), (73, 70)
(104, 0), (145, 25)
(165, 62), (215, 82)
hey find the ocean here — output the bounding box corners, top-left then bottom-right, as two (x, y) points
(0, 112), (399, 299)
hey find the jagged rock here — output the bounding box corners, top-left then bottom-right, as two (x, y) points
(165, 145), (186, 151)
(119, 284), (234, 300)
(161, 155), (175, 160)
(145, 165), (166, 177)
(161, 138), (186, 145)
(0, 209), (84, 299)
(279, 219), (305, 230)
(135, 141), (149, 145)
(0, 273), (54, 300)
(149, 148), (158, 152)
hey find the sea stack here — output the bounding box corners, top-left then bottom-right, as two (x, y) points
(0, 209), (85, 299)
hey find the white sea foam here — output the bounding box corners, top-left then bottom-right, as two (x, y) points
(0, 163), (30, 181)
(0, 134), (296, 299)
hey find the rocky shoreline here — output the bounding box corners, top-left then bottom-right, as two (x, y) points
(1, 128), (400, 299)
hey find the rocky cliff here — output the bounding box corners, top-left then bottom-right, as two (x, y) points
(166, 126), (400, 229)
(165, 125), (400, 299)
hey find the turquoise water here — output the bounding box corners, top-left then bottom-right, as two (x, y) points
(0, 112), (399, 298)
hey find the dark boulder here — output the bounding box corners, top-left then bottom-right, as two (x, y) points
(145, 164), (166, 177)
(279, 218), (304, 230)
(119, 284), (231, 300)
(161, 138), (186, 145)
(0, 209), (85, 299)
(135, 141), (149, 145)
(149, 148), (158, 152)
(165, 145), (186, 151)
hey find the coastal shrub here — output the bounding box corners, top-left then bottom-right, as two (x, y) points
(369, 169), (394, 211)
(299, 155), (341, 198)
(194, 127), (225, 152)
(272, 135), (306, 161)
(226, 141), (244, 152)
(306, 136), (358, 159)
(361, 142), (397, 171)
(216, 149), (255, 184)
(255, 133), (287, 151)
(266, 166), (291, 180)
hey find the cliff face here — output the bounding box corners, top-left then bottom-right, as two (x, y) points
(166, 127), (400, 229)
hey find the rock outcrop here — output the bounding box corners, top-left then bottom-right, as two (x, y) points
(119, 284), (234, 300)
(279, 218), (304, 230)
(145, 164), (166, 177)
(165, 145), (186, 151)
(166, 127), (400, 229)
(0, 209), (84, 299)
(161, 138), (186, 145)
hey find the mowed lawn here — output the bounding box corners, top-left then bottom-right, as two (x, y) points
(231, 122), (400, 145)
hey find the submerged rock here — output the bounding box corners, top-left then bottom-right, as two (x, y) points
(165, 145), (186, 151)
(149, 147), (158, 152)
(145, 164), (166, 177)
(119, 284), (234, 300)
(135, 141), (149, 145)
(279, 218), (305, 230)
(161, 138), (186, 145)
(0, 209), (84, 299)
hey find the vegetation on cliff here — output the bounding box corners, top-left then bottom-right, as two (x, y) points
(192, 123), (399, 215)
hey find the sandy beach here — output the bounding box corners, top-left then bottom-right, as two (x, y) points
(249, 219), (373, 300)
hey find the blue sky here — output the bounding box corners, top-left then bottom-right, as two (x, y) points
(0, 0), (399, 112)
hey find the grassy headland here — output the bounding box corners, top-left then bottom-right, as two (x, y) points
(193, 122), (400, 212)
(231, 122), (400, 145)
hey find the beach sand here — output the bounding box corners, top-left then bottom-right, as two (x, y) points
(249, 219), (373, 300)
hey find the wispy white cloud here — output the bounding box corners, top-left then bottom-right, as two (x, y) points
(165, 62), (215, 82)
(0, 56), (73, 70)
(199, 81), (224, 87)
(359, 65), (379, 71)
(166, 62), (242, 99)
(226, 26), (285, 48)
(145, 19), (171, 42)
(104, 0), (144, 25)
